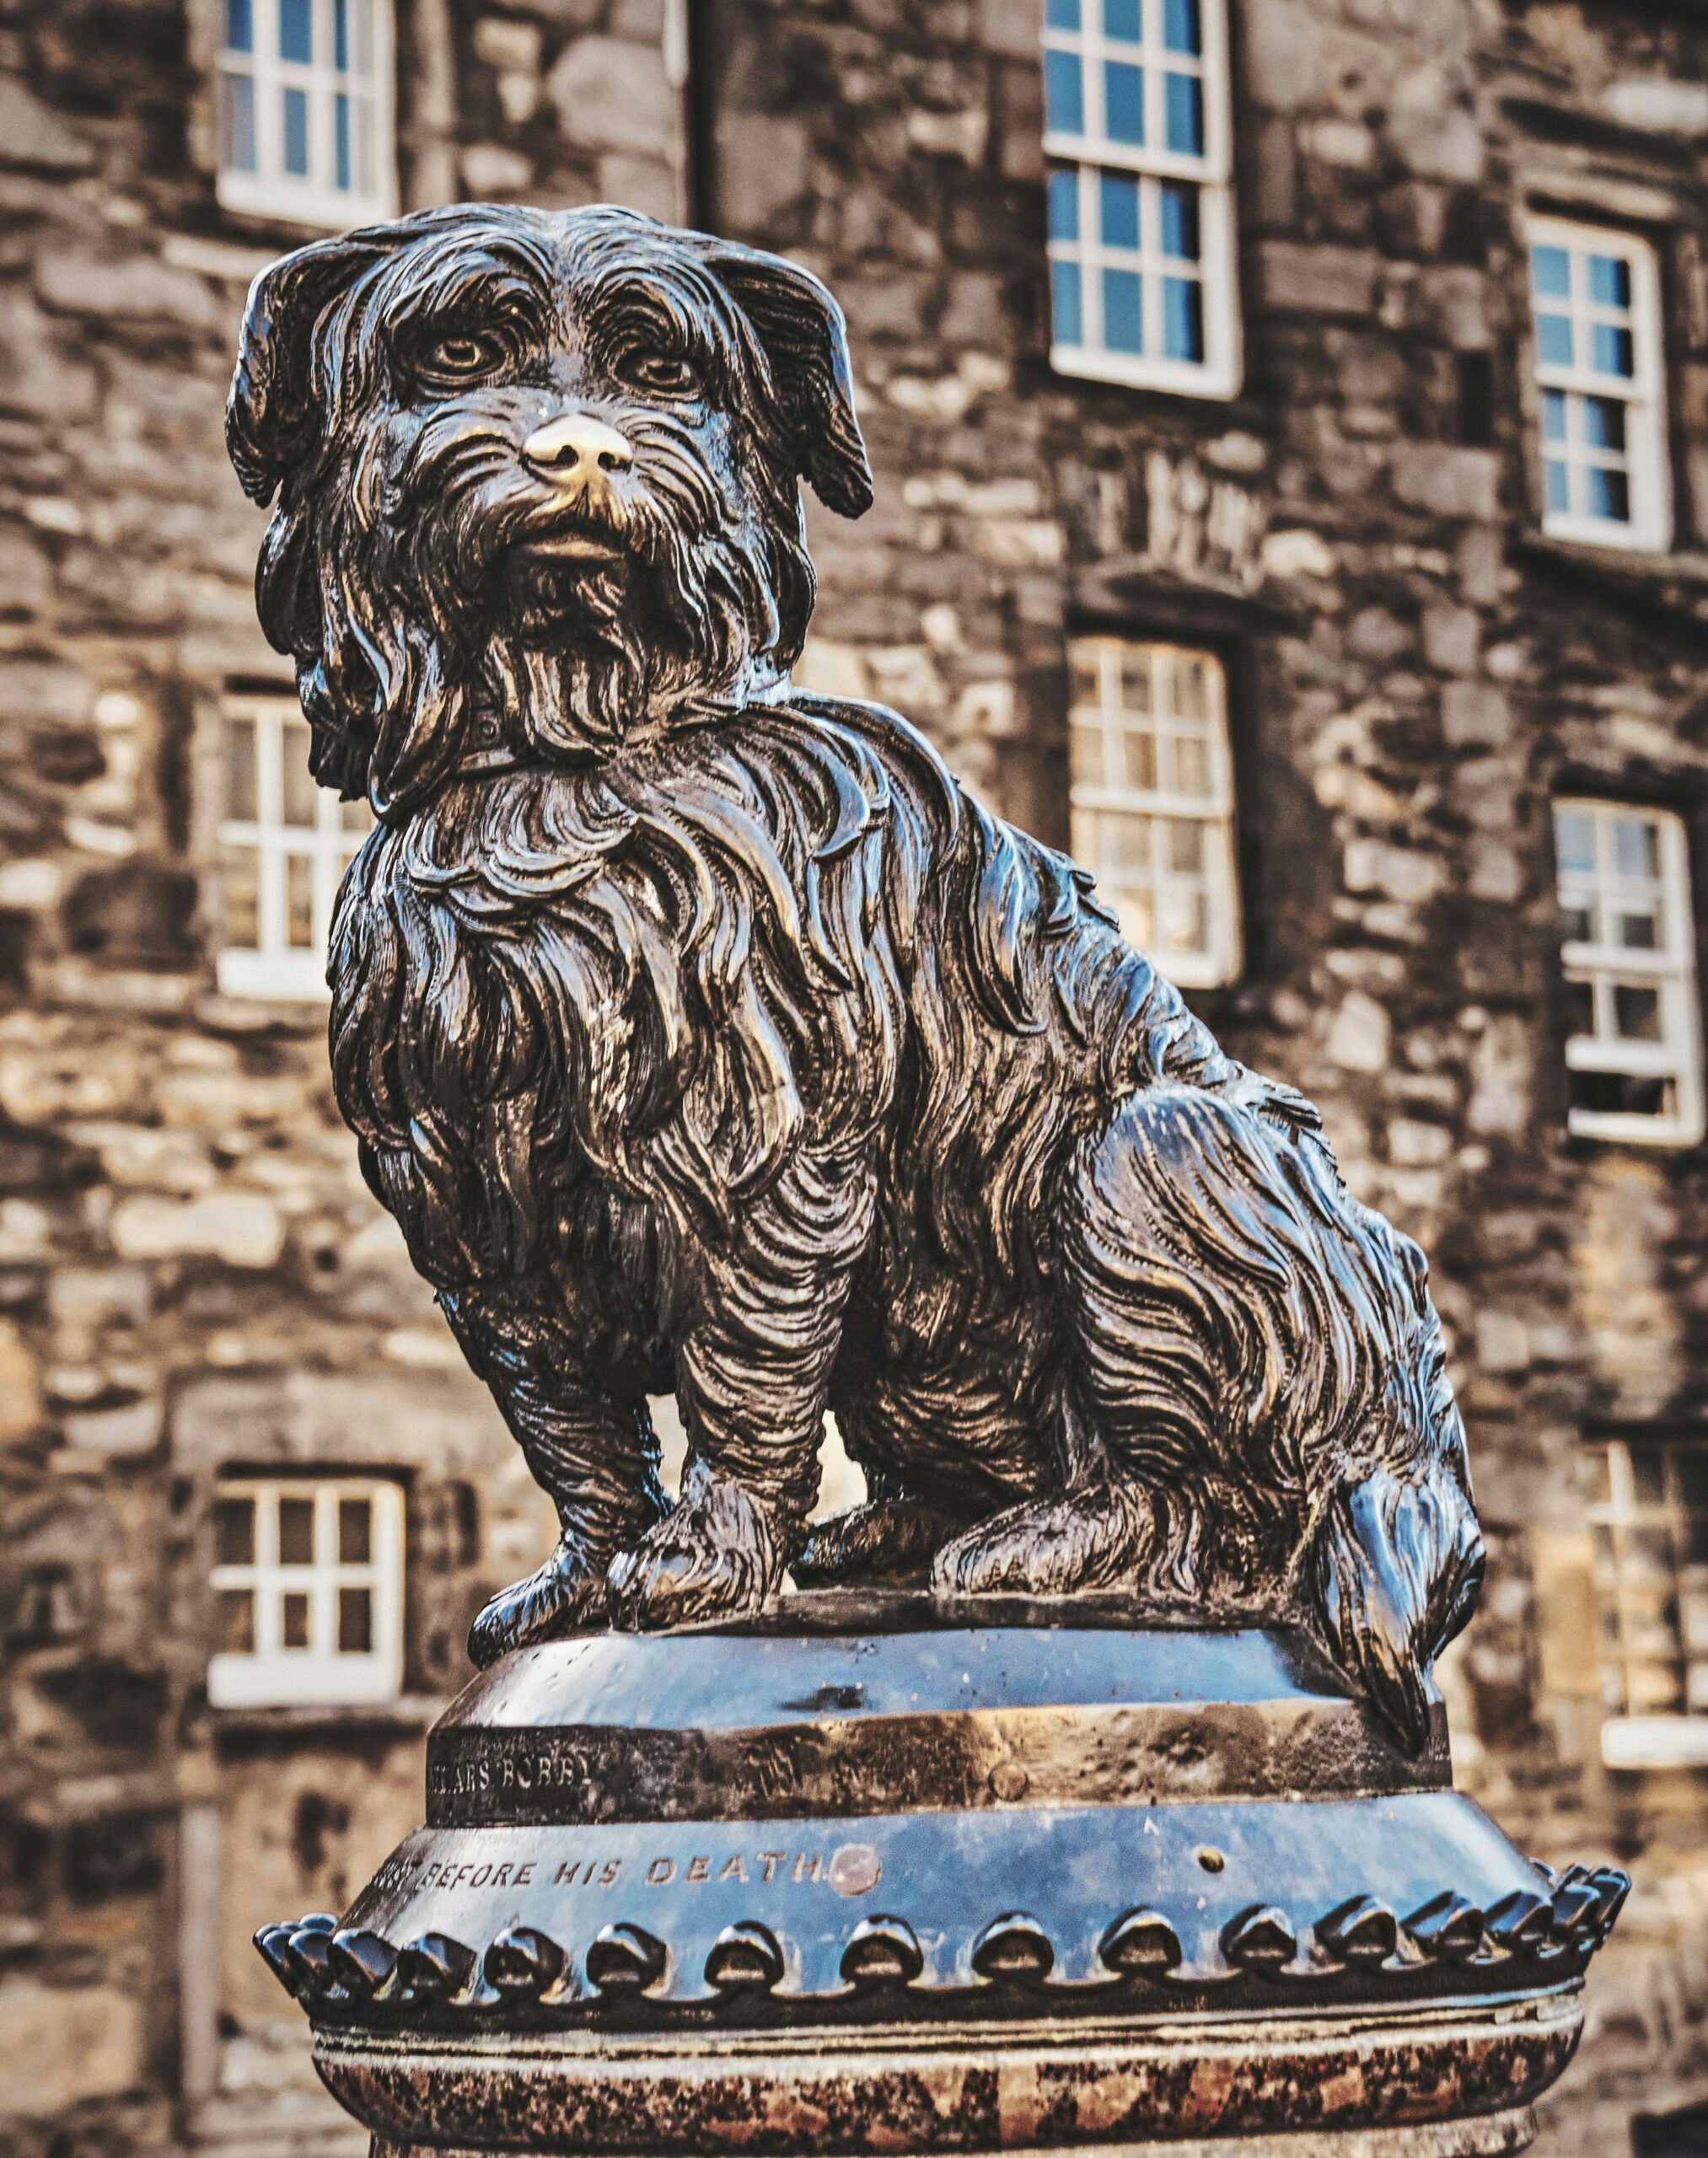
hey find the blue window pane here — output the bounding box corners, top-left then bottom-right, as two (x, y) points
(1052, 260), (1084, 346)
(223, 71), (255, 169)
(1544, 459), (1570, 514)
(1104, 0), (1141, 40)
(1593, 323), (1634, 377)
(1045, 0), (1082, 27)
(282, 84), (309, 174)
(335, 92), (351, 188)
(335, 0), (349, 71)
(1163, 276), (1203, 360)
(1105, 61), (1144, 144)
(1159, 181), (1200, 260)
(1045, 50), (1085, 137)
(225, 0), (253, 53)
(1531, 245), (1571, 298)
(280, 0), (312, 62)
(1104, 267), (1142, 353)
(1537, 314), (1572, 367)
(1583, 395), (1626, 451)
(1541, 388), (1566, 443)
(1047, 169), (1080, 242)
(1163, 0), (1201, 51)
(1588, 255), (1630, 309)
(1165, 72), (1203, 153)
(1099, 171), (1140, 250)
(1586, 466), (1630, 523)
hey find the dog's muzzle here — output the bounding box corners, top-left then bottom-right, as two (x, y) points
(516, 411), (633, 561)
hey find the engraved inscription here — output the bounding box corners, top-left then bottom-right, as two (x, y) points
(391, 1844), (883, 1895)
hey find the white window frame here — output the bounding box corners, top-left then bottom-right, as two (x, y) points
(1042, 0), (1241, 400)
(216, 0), (397, 230)
(209, 1476), (405, 1710)
(1589, 1439), (1708, 1770)
(216, 692), (369, 1003)
(1527, 216), (1671, 556)
(1555, 798), (1704, 1148)
(1068, 635), (1242, 989)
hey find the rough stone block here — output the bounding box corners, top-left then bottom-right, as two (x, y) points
(109, 1191), (285, 1269)
(1327, 990), (1391, 1073)
(1391, 443), (1499, 520)
(1421, 605), (1480, 673)
(0, 1317), (40, 1441)
(1260, 241), (1380, 319)
(1442, 679), (1512, 745)
(0, 1978), (145, 2113)
(1604, 78), (1708, 134)
(35, 250), (218, 330)
(597, 152), (678, 220)
(0, 77), (94, 174)
(1242, 0), (1328, 115)
(461, 144), (534, 197)
(977, 0), (1040, 58)
(713, 113), (812, 233)
(545, 35), (676, 159)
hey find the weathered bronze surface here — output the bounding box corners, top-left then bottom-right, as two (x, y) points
(258, 1595), (1621, 2153)
(228, 202), (1480, 1759)
(226, 207), (1627, 2154)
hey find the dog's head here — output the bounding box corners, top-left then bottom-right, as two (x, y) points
(227, 204), (872, 814)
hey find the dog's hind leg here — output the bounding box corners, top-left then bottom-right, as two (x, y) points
(796, 1474), (972, 1587)
(439, 1279), (669, 1667)
(930, 1479), (1156, 1597)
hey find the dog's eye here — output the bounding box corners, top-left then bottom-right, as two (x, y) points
(617, 351), (698, 396)
(420, 333), (505, 382)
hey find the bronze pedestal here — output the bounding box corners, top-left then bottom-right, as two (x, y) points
(259, 1596), (1623, 2156)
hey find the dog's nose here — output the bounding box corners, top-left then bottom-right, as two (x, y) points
(520, 412), (635, 480)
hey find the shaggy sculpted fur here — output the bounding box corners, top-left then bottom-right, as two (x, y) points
(227, 203), (1482, 1751)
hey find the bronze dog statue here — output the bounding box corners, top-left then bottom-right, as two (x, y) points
(227, 205), (1482, 1750)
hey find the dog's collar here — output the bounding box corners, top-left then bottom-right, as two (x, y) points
(459, 743), (530, 774)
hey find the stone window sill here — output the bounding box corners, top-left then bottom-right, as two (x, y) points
(1513, 533), (1708, 648)
(1602, 1714), (1708, 1772)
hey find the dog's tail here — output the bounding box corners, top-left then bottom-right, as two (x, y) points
(1307, 1463), (1485, 1757)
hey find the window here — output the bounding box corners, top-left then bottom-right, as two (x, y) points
(1590, 1439), (1708, 1769)
(217, 0), (396, 228)
(1554, 799), (1703, 1146)
(1068, 636), (1241, 987)
(1528, 218), (1670, 553)
(209, 1477), (404, 1709)
(1041, 0), (1240, 398)
(217, 694), (370, 1001)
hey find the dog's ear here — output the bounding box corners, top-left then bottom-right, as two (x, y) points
(708, 241), (873, 519)
(227, 231), (393, 506)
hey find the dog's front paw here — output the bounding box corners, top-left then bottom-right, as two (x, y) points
(931, 1488), (1151, 1600)
(468, 1538), (610, 1668)
(607, 1463), (780, 1629)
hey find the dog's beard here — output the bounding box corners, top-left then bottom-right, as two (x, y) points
(326, 402), (803, 806)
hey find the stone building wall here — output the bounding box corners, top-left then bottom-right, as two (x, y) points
(0, 0), (1705, 2154)
(703, 1), (1708, 2148)
(0, 5), (691, 2155)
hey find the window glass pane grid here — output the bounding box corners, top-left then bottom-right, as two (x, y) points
(1589, 1441), (1708, 1728)
(1042, 0), (1216, 179)
(217, 0), (391, 224)
(218, 695), (370, 1001)
(1554, 797), (1703, 1142)
(208, 1476), (402, 1707)
(1067, 636), (1239, 988)
(1047, 164), (1206, 365)
(1528, 217), (1665, 549)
